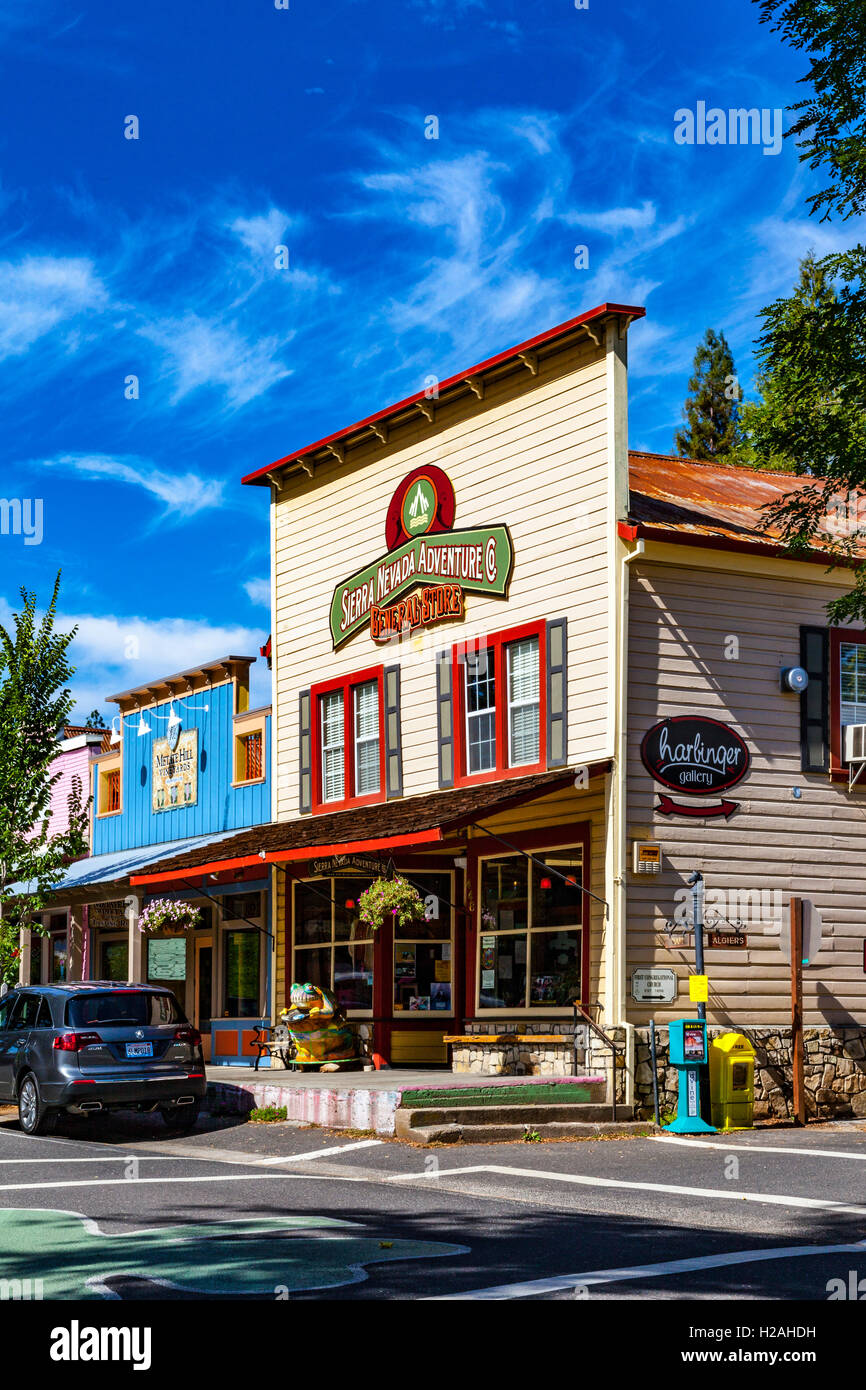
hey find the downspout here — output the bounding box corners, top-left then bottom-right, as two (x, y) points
(268, 480), (279, 1023)
(613, 537), (644, 1108)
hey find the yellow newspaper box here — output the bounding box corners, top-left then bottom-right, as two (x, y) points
(709, 1033), (755, 1131)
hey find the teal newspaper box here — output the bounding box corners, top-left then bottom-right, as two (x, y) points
(666, 1018), (716, 1134)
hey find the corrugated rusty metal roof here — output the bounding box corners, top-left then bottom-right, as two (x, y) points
(625, 451), (861, 561)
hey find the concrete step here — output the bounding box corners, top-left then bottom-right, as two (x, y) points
(395, 1101), (638, 1142)
(399, 1118), (654, 1145)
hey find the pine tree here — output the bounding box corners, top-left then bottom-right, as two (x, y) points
(674, 329), (741, 460)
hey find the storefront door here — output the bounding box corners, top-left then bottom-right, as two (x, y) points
(195, 936), (213, 1062)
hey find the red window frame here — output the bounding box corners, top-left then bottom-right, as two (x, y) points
(830, 627), (866, 778)
(452, 619), (546, 787)
(310, 665), (386, 813)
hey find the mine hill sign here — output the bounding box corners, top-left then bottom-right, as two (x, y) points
(330, 465), (513, 648)
(640, 716), (750, 820)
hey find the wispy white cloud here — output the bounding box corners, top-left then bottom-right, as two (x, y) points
(243, 577), (271, 607)
(0, 255), (107, 360)
(137, 313), (293, 410)
(34, 453), (225, 519)
(564, 201), (658, 235)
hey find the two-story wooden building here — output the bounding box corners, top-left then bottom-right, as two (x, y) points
(130, 300), (866, 1114)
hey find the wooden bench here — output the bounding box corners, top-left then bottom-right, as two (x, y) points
(443, 1034), (570, 1044)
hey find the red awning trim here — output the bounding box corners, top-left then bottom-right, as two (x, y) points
(267, 828), (443, 864)
(130, 828), (444, 887)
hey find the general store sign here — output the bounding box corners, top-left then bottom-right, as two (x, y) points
(330, 465), (513, 648)
(640, 715), (750, 820)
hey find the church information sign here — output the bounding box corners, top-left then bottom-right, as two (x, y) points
(640, 715), (750, 820)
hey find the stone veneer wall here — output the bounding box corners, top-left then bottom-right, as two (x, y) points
(456, 1020), (576, 1077)
(457, 1021), (866, 1119)
(633, 1026), (866, 1122)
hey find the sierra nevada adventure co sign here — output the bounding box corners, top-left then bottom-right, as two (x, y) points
(640, 715), (750, 820)
(330, 464), (514, 648)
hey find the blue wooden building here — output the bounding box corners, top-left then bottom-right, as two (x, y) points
(22, 655), (274, 1066)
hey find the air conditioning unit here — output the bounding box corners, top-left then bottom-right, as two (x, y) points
(844, 724), (866, 763)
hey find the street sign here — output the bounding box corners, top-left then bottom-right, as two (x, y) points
(631, 967), (677, 1003)
(707, 931), (748, 949)
(778, 899), (824, 965)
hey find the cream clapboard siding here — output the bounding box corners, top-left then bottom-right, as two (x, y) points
(271, 338), (613, 818)
(470, 783), (609, 1012)
(625, 557), (866, 1028)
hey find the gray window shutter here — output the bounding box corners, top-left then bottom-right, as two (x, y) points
(299, 689), (312, 813)
(384, 664), (403, 799)
(800, 626), (829, 773)
(436, 650), (454, 789)
(546, 617), (568, 768)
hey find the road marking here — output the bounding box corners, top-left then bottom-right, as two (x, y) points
(652, 1134), (866, 1162)
(258, 1139), (384, 1164)
(428, 1238), (866, 1300)
(388, 1163), (866, 1217)
(0, 1155), (193, 1165)
(0, 1171), (368, 1193)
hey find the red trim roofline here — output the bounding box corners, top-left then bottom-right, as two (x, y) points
(618, 519), (861, 571)
(242, 302), (644, 487)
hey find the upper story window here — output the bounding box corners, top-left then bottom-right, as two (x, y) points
(456, 622), (544, 784)
(312, 667), (384, 812)
(840, 641), (866, 726)
(96, 760), (122, 816)
(233, 710), (269, 786)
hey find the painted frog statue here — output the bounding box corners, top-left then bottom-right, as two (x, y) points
(280, 982), (357, 1069)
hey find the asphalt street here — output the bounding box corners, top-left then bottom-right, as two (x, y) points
(1, 1108), (865, 1303)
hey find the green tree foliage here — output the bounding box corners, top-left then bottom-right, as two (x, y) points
(738, 252), (840, 474)
(0, 576), (89, 982)
(674, 328), (742, 460)
(750, 1), (866, 622)
(85, 709), (106, 729)
(757, 0), (866, 224)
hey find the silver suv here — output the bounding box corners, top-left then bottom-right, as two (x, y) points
(0, 982), (206, 1135)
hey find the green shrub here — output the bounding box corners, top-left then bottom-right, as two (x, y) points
(248, 1105), (288, 1123)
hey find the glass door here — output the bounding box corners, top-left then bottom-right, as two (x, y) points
(195, 936), (213, 1062)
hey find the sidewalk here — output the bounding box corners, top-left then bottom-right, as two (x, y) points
(204, 1065), (605, 1135)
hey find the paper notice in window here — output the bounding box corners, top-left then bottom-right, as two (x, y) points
(441, 943), (451, 960)
(482, 970), (495, 990)
(434, 959), (451, 982)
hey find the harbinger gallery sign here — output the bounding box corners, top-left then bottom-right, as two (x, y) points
(330, 464), (513, 648)
(640, 715), (750, 820)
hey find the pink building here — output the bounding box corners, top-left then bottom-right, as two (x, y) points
(23, 725), (110, 984)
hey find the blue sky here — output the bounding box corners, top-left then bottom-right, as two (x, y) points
(0, 0), (858, 717)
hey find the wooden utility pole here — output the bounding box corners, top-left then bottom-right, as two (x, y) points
(790, 896), (806, 1127)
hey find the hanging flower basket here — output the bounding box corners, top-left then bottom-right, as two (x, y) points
(358, 876), (427, 933)
(138, 898), (202, 934)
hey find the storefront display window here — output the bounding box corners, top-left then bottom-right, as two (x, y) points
(393, 871), (453, 1014)
(223, 929), (261, 1016)
(100, 938), (129, 981)
(51, 932), (68, 983)
(479, 850), (582, 1009)
(293, 877), (374, 1012)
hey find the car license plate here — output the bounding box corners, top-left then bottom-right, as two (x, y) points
(125, 1042), (153, 1058)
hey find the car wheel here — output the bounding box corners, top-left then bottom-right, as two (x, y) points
(161, 1104), (200, 1130)
(18, 1074), (56, 1136)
